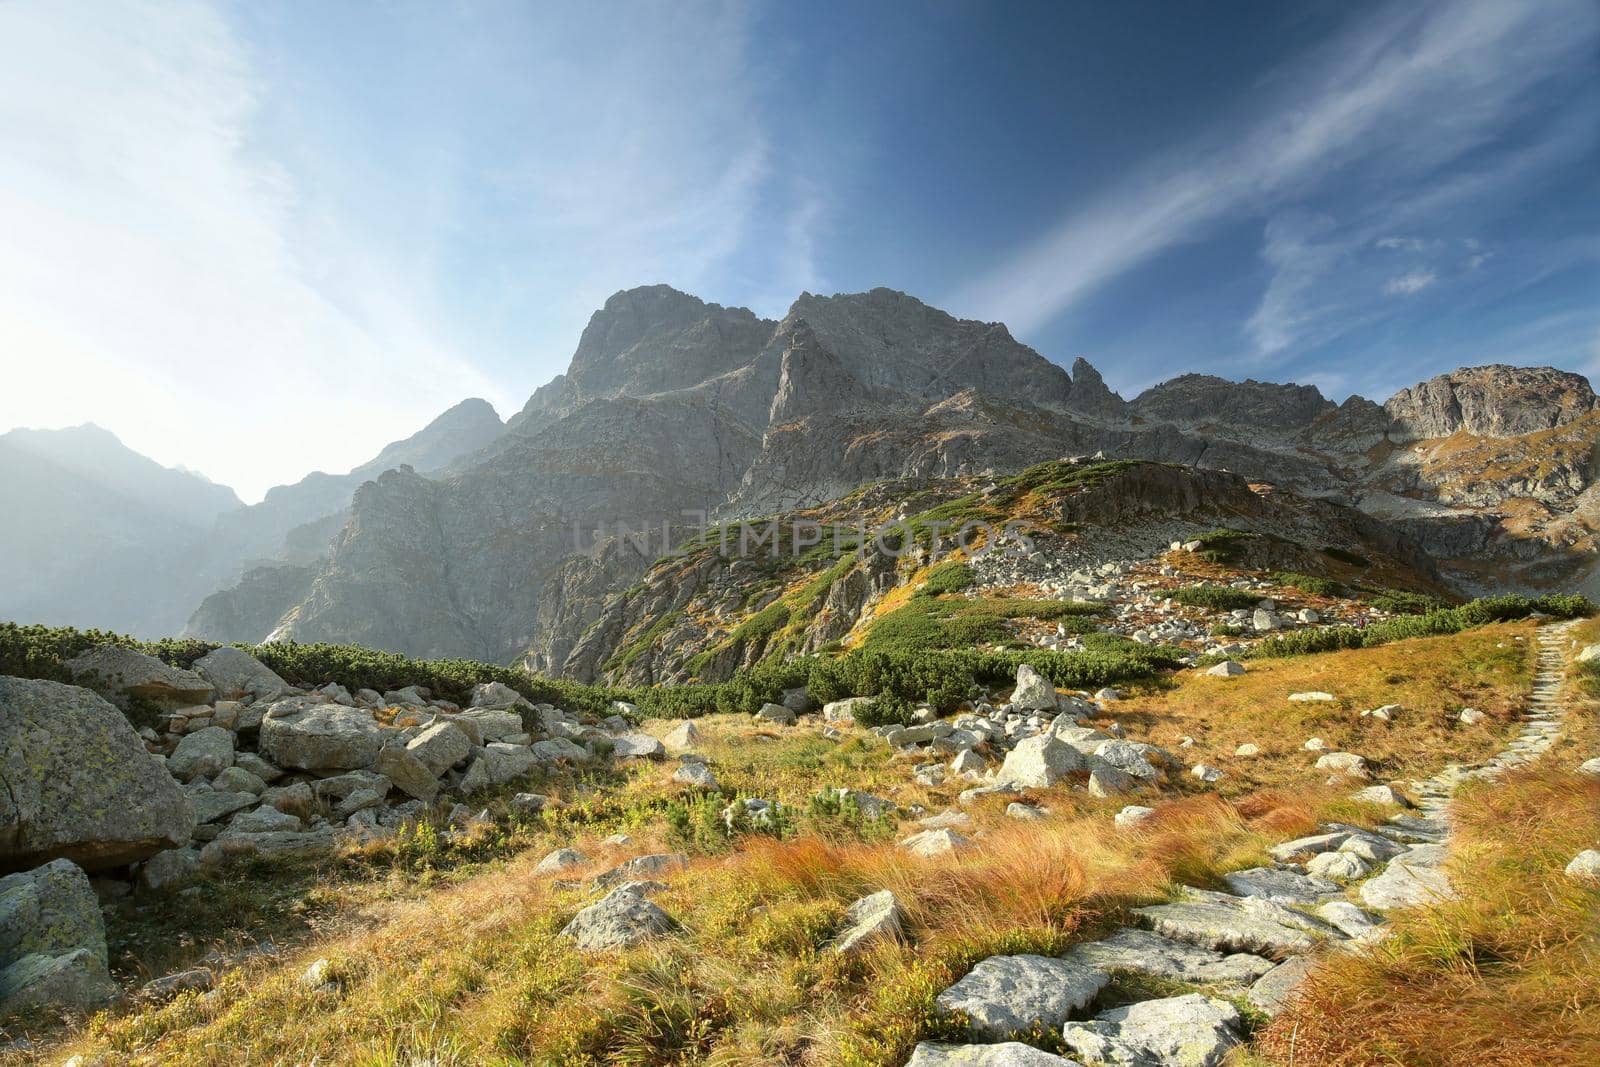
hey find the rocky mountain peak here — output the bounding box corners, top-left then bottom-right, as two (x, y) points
(767, 319), (866, 425)
(1131, 374), (1336, 441)
(563, 284), (773, 403)
(1064, 357), (1128, 420)
(353, 398), (503, 479)
(1384, 364), (1599, 442)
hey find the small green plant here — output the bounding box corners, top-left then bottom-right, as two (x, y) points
(1273, 571), (1344, 597)
(916, 561), (975, 597)
(1171, 585), (1262, 611)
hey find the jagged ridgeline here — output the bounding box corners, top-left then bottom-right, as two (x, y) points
(156, 285), (1595, 672)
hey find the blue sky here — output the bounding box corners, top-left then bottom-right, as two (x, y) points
(1, 0), (1595, 500)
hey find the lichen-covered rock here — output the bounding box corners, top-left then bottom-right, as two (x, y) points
(1134, 889), (1337, 959)
(63, 646), (213, 709)
(191, 647), (290, 703)
(460, 743), (537, 793)
(1247, 957), (1316, 1018)
(999, 735), (1085, 788)
(534, 848), (588, 876)
(0, 859), (118, 1013)
(405, 721), (473, 776)
(560, 884), (678, 950)
(373, 745), (441, 802)
(259, 702), (388, 771)
(833, 889), (903, 955)
(167, 726), (235, 783)
(1010, 664), (1057, 712)
(0, 677), (195, 872)
(1063, 928), (1273, 988)
(936, 954), (1108, 1040)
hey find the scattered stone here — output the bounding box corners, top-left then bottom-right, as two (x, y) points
(211, 765), (266, 796)
(1306, 850), (1370, 882)
(1088, 765), (1133, 797)
(233, 752), (283, 783)
(1114, 805), (1156, 829)
(1314, 901), (1382, 939)
(228, 806), (303, 834)
(461, 743), (538, 793)
(662, 721), (701, 752)
(1234, 743), (1260, 757)
(950, 749), (986, 776)
(1361, 704), (1402, 722)
(935, 953), (1108, 1040)
(1564, 849), (1600, 884)
(1302, 737), (1328, 751)
(372, 745), (441, 802)
(998, 734), (1085, 788)
(1349, 785), (1410, 807)
(1093, 688), (1121, 702)
(560, 884), (678, 950)
(139, 967), (213, 1001)
(594, 853), (688, 888)
(534, 848), (588, 876)
(1190, 764), (1224, 783)
(1206, 660), (1246, 677)
(1576, 758), (1600, 778)
(754, 703), (797, 726)
(138, 848), (200, 892)
(1093, 740), (1161, 780)
(1005, 802), (1046, 821)
(823, 697), (873, 723)
(1063, 993), (1241, 1067)
(833, 889), (904, 955)
(406, 721), (473, 776)
(1010, 664), (1058, 712)
(1246, 957), (1314, 1018)
(1458, 708), (1486, 725)
(1288, 691), (1335, 703)
(298, 958), (337, 992)
(900, 829), (973, 858)
(1315, 752), (1371, 779)
(612, 733), (666, 760)
(673, 762), (720, 790)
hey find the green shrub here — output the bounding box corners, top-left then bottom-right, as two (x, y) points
(1209, 622), (1248, 638)
(853, 694), (917, 728)
(1273, 572), (1344, 598)
(1171, 585), (1262, 611)
(1246, 594), (1594, 660)
(861, 596), (1101, 654)
(1192, 528), (1258, 565)
(1362, 589), (1448, 615)
(917, 561), (975, 597)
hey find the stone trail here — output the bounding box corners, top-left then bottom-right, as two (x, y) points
(904, 619), (1582, 1066)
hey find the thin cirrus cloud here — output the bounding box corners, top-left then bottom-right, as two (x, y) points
(950, 0), (1598, 362)
(1385, 270), (1438, 296)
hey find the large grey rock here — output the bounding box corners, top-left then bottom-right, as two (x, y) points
(187, 787), (258, 825)
(373, 745), (441, 802)
(1360, 855), (1457, 910)
(227, 806), (302, 834)
(534, 848), (588, 876)
(456, 707), (525, 742)
(0, 859), (118, 1013)
(613, 733), (666, 760)
(833, 889), (903, 955)
(1011, 664), (1057, 712)
(593, 852), (688, 888)
(823, 697), (874, 723)
(672, 762), (720, 790)
(259, 703), (388, 771)
(1063, 928), (1273, 988)
(1222, 866), (1339, 905)
(1092, 740), (1160, 781)
(532, 736), (590, 763)
(937, 954), (1109, 1040)
(1247, 957), (1315, 1018)
(1385, 364), (1598, 440)
(1134, 890), (1337, 959)
(999, 735), (1085, 788)
(1564, 849), (1600, 884)
(138, 848), (200, 892)
(167, 726), (235, 783)
(405, 721), (473, 775)
(662, 721), (702, 752)
(210, 766), (266, 796)
(191, 647), (290, 703)
(754, 702), (796, 726)
(908, 1043), (1082, 1066)
(460, 743), (538, 793)
(900, 829), (973, 858)
(468, 681), (526, 708)
(560, 884), (678, 950)
(63, 646), (212, 709)
(199, 828), (339, 865)
(0, 677), (195, 871)
(1062, 993), (1241, 1067)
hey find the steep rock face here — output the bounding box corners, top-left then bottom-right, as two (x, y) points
(185, 563), (318, 644)
(1385, 365), (1598, 441)
(1132, 375), (1336, 444)
(278, 392), (760, 662)
(788, 288), (1074, 408)
(1064, 357), (1129, 421)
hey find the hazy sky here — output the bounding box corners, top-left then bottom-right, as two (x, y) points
(2, 0), (1596, 502)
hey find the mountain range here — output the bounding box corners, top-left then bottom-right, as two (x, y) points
(4, 284), (1595, 667)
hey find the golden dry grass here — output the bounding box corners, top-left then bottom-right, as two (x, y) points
(1112, 621), (1538, 793)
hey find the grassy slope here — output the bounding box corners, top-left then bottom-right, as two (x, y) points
(26, 622), (1563, 1067)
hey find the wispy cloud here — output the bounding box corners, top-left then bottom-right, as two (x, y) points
(1375, 236), (1428, 252)
(1385, 270), (1438, 296)
(949, 0), (1598, 350)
